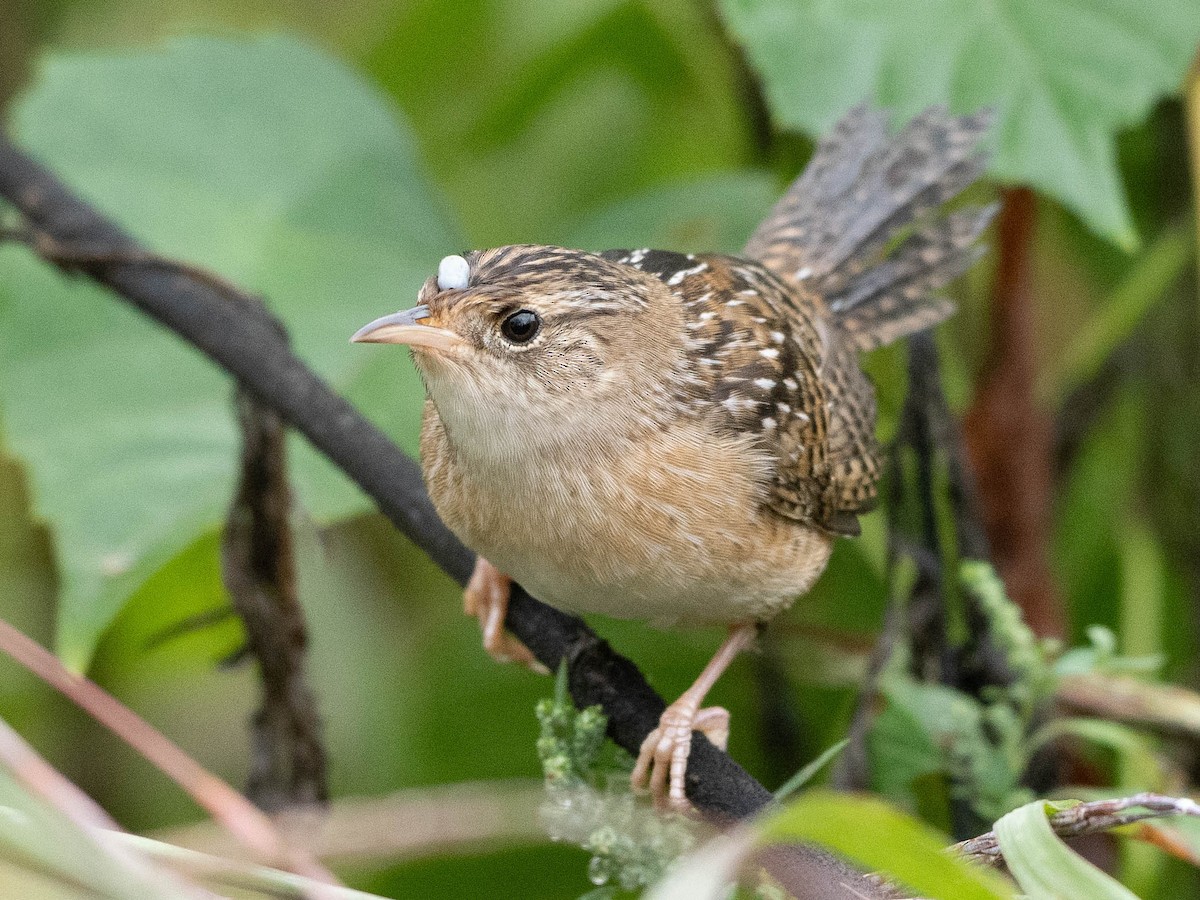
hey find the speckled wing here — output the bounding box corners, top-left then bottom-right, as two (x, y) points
(742, 105), (996, 529)
(600, 248), (868, 535)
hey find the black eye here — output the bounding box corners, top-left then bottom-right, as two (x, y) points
(500, 309), (541, 344)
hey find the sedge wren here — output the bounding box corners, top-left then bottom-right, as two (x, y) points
(353, 105), (994, 807)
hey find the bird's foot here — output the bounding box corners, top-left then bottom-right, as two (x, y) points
(631, 703), (731, 810)
(464, 557), (548, 674)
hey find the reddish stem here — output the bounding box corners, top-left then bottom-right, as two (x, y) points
(963, 187), (1066, 637)
(0, 617), (338, 887)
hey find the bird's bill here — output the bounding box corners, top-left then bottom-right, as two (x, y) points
(350, 305), (464, 352)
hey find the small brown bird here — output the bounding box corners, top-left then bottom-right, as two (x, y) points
(353, 106), (993, 807)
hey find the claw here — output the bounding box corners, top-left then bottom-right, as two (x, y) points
(465, 558), (549, 674)
(632, 704), (731, 809)
(628, 623), (757, 809)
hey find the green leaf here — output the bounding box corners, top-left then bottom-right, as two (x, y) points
(759, 790), (1013, 900)
(868, 689), (944, 804)
(717, 0), (1200, 249)
(0, 35), (462, 666)
(995, 800), (1140, 899)
(872, 675), (1033, 823)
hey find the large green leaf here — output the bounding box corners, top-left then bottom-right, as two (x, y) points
(717, 0), (1200, 249)
(0, 35), (462, 667)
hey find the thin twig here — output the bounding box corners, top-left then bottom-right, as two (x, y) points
(0, 616), (338, 885)
(0, 130), (773, 821)
(954, 793), (1200, 866)
(6, 219), (331, 809)
(224, 390), (328, 810)
(1057, 673), (1200, 743)
(0, 714), (121, 832)
(110, 833), (388, 900)
(155, 780), (547, 865)
(0, 716), (216, 898)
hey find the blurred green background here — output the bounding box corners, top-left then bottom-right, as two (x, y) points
(0, 0), (1198, 897)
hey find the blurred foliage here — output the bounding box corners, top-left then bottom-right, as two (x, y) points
(0, 35), (458, 666)
(537, 666), (697, 896)
(0, 0), (1196, 897)
(719, 0), (1200, 250)
(754, 791), (1013, 900)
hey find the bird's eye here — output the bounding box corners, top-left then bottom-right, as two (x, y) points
(500, 309), (541, 344)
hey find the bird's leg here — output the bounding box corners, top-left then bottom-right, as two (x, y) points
(631, 622), (758, 809)
(464, 557), (548, 674)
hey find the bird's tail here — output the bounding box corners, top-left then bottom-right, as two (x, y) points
(743, 105), (995, 351)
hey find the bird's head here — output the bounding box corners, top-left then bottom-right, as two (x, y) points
(352, 245), (685, 457)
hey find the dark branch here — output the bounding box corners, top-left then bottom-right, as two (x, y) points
(0, 130), (773, 821)
(223, 388), (329, 810)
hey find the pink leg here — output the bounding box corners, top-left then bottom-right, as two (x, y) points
(464, 557), (548, 674)
(630, 622), (757, 809)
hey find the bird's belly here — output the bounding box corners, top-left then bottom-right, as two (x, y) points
(424, 417), (834, 626)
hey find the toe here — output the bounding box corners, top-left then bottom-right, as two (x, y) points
(631, 728), (661, 791)
(693, 706), (731, 752)
(631, 705), (702, 809)
(650, 734), (673, 806)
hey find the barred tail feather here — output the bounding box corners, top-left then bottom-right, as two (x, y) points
(834, 203), (997, 351)
(744, 104), (994, 350)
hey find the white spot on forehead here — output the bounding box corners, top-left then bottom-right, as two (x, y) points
(762, 417), (777, 429)
(753, 377), (776, 390)
(796, 266), (813, 280)
(770, 331), (785, 343)
(437, 255), (471, 291)
(783, 377), (798, 390)
(759, 347), (780, 359)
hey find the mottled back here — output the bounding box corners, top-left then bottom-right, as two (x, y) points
(601, 106), (994, 536)
(600, 248), (863, 534)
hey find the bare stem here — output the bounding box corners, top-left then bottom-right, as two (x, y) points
(0, 617), (338, 885)
(0, 715), (215, 898)
(954, 793), (1200, 866)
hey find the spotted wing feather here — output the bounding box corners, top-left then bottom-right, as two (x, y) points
(604, 249), (863, 534)
(739, 105), (994, 530)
